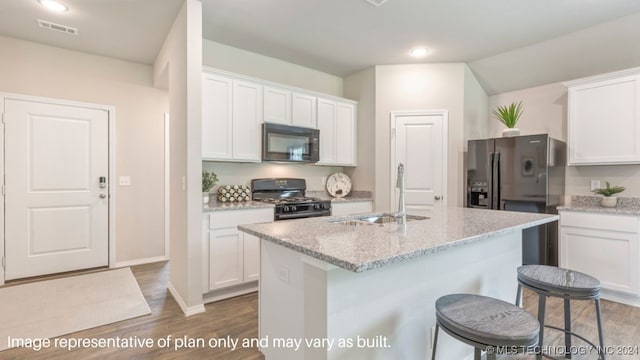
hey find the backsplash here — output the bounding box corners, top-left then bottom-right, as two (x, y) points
(202, 161), (344, 191)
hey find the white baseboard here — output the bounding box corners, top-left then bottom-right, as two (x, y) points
(113, 256), (169, 268)
(168, 281), (206, 317)
(601, 288), (640, 307)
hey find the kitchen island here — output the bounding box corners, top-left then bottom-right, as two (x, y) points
(239, 207), (557, 360)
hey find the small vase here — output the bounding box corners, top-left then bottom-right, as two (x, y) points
(601, 197), (617, 208)
(203, 192), (210, 204)
(502, 128), (520, 137)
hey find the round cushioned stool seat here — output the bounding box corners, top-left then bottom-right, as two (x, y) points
(436, 294), (540, 349)
(518, 265), (600, 299)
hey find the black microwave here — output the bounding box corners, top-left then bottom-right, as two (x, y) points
(262, 123), (319, 163)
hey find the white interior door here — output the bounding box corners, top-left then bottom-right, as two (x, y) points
(5, 98), (109, 280)
(392, 111), (447, 210)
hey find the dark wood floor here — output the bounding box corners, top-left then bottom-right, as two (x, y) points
(3, 262), (640, 359)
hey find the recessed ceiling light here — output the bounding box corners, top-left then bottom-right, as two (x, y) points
(410, 47), (430, 58)
(38, 0), (69, 13)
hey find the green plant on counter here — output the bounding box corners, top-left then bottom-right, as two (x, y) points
(202, 171), (218, 192)
(592, 181), (625, 197)
(492, 101), (524, 128)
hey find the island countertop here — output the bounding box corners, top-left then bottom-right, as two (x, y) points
(238, 206), (557, 273)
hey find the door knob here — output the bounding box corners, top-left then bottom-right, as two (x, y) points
(434, 195), (441, 200)
(99, 194), (107, 199)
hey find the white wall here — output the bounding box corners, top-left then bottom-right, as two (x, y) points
(375, 64), (468, 209)
(343, 67), (376, 194)
(0, 35), (168, 265)
(203, 40), (343, 97)
(154, 0), (204, 314)
(489, 81), (640, 198)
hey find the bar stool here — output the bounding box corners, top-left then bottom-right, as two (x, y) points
(432, 293), (539, 360)
(516, 265), (605, 359)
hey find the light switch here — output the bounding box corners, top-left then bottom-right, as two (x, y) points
(119, 176), (131, 186)
(590, 180), (601, 191)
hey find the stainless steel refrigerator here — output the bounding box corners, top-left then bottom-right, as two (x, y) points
(466, 134), (566, 266)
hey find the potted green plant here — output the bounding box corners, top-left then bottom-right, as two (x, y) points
(592, 181), (625, 208)
(492, 101), (524, 137)
(202, 171), (218, 204)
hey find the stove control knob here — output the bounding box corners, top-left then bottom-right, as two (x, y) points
(314, 204), (320, 210)
(291, 206), (297, 212)
(283, 206), (290, 212)
(323, 203), (330, 210)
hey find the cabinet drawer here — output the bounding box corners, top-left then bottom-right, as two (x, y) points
(560, 211), (639, 233)
(209, 208), (273, 230)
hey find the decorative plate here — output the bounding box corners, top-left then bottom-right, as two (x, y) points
(326, 173), (352, 198)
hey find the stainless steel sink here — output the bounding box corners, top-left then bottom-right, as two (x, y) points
(329, 213), (429, 226)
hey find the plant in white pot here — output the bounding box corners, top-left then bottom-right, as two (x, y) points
(202, 171), (218, 204)
(492, 101), (523, 137)
(592, 181), (625, 208)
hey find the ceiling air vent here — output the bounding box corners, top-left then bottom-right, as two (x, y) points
(37, 19), (78, 36)
(364, 0), (389, 7)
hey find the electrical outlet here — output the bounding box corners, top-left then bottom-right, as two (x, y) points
(321, 177), (327, 186)
(590, 180), (601, 191)
(277, 265), (290, 284)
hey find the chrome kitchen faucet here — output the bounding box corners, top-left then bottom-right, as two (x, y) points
(396, 163), (407, 224)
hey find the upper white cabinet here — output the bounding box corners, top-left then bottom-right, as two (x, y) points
(202, 67), (357, 164)
(263, 86), (291, 125)
(317, 98), (357, 166)
(291, 92), (317, 128)
(264, 86), (317, 129)
(564, 69), (640, 165)
(202, 73), (262, 162)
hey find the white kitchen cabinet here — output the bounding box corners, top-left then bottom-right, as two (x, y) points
(203, 208), (273, 301)
(264, 87), (317, 129)
(332, 201), (373, 216)
(291, 92), (317, 128)
(559, 211), (640, 302)
(202, 72), (262, 162)
(564, 69), (640, 165)
(202, 73), (233, 160)
(317, 98), (357, 166)
(263, 86), (291, 125)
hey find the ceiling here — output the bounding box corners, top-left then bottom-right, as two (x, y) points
(0, 0), (183, 65)
(1, 0), (639, 95)
(203, 0), (640, 94)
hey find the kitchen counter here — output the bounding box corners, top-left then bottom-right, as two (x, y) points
(558, 195), (640, 216)
(239, 206), (556, 272)
(246, 206), (557, 359)
(306, 190), (373, 202)
(203, 200), (274, 212)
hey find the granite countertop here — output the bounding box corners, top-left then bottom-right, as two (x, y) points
(239, 207), (557, 273)
(203, 200), (274, 212)
(558, 196), (640, 216)
(306, 190), (373, 202)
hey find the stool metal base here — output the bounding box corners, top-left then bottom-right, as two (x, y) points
(517, 283), (606, 360)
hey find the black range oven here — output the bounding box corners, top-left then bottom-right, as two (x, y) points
(252, 178), (331, 221)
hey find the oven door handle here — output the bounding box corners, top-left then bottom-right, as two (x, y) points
(276, 209), (331, 220)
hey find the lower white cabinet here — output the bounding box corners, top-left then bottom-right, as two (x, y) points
(203, 208), (273, 300)
(332, 201), (373, 216)
(559, 211), (640, 299)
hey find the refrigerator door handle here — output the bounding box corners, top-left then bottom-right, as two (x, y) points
(488, 152), (495, 209)
(493, 152), (501, 210)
